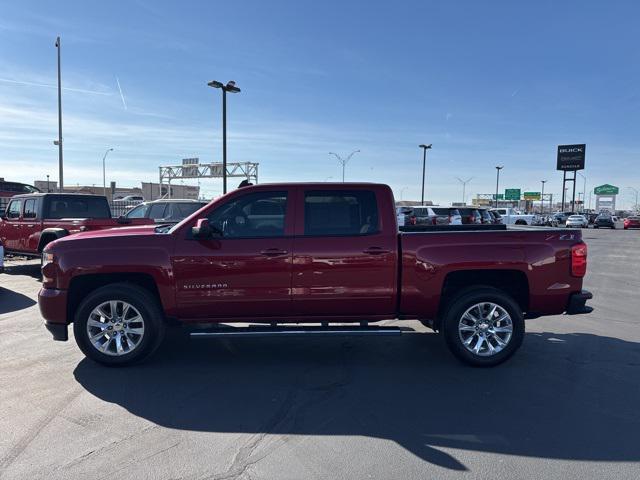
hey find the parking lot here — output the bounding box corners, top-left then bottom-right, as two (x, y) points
(0, 227), (639, 480)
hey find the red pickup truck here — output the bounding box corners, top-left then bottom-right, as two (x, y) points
(38, 183), (591, 367)
(0, 193), (153, 258)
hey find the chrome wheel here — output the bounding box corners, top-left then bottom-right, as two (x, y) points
(458, 302), (513, 357)
(86, 300), (145, 356)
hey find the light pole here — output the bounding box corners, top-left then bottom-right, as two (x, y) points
(628, 187), (639, 211)
(46, 175), (50, 192)
(495, 166), (504, 208)
(577, 172), (587, 212)
(418, 144), (432, 206)
(102, 148), (114, 197)
(207, 80), (241, 194)
(329, 150), (360, 182)
(541, 180), (547, 214)
(55, 36), (64, 191)
(456, 177), (473, 204)
(400, 186), (408, 201)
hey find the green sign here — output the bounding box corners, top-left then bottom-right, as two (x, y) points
(523, 191), (541, 200)
(492, 194), (504, 200)
(504, 189), (521, 201)
(594, 184), (619, 195)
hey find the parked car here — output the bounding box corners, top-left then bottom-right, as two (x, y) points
(125, 199), (208, 224)
(457, 207), (482, 224)
(623, 216), (640, 229)
(39, 182), (592, 368)
(0, 239), (3, 273)
(396, 206), (415, 227)
(593, 214), (616, 229)
(410, 206), (463, 225)
(565, 215), (588, 228)
(491, 207), (538, 226)
(0, 193), (154, 258)
(488, 210), (503, 224)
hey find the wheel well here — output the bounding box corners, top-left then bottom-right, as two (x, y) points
(438, 269), (529, 323)
(514, 219), (527, 225)
(67, 273), (161, 324)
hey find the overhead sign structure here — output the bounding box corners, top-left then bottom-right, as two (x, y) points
(504, 189), (521, 201)
(523, 191), (541, 201)
(492, 194), (504, 200)
(557, 144), (586, 171)
(594, 184), (619, 195)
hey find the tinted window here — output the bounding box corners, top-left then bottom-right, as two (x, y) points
(207, 191), (288, 238)
(173, 202), (206, 218)
(148, 203), (167, 220)
(125, 204), (148, 218)
(0, 182), (39, 193)
(45, 196), (111, 219)
(304, 190), (378, 236)
(23, 199), (37, 219)
(7, 200), (21, 219)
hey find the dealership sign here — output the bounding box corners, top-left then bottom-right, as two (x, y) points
(557, 144), (586, 171)
(594, 184), (619, 195)
(504, 189), (521, 200)
(523, 191), (541, 200)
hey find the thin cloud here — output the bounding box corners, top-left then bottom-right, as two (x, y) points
(0, 77), (111, 96)
(116, 76), (127, 110)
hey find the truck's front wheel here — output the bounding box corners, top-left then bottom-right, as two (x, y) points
(73, 283), (165, 367)
(442, 287), (524, 367)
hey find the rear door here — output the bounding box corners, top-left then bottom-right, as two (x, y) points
(291, 187), (397, 317)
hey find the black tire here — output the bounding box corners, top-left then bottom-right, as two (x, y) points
(441, 286), (524, 367)
(73, 283), (165, 367)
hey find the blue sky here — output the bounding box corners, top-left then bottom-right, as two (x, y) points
(0, 0), (638, 207)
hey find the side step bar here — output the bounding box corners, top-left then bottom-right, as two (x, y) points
(190, 325), (408, 338)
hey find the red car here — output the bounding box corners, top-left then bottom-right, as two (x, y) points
(39, 183), (591, 367)
(623, 216), (640, 229)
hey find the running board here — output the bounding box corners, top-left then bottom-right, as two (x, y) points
(190, 325), (407, 338)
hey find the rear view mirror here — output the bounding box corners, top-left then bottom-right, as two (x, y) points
(192, 218), (221, 239)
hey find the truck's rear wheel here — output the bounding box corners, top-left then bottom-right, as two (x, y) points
(442, 287), (524, 366)
(73, 283), (165, 367)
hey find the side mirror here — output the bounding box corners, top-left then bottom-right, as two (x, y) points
(192, 218), (221, 239)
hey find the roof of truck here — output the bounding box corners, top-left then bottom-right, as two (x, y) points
(7, 192), (107, 199)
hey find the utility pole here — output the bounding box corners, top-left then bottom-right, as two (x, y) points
(456, 177), (473, 204)
(541, 180), (547, 214)
(102, 148), (114, 197)
(55, 36), (64, 191)
(418, 144), (432, 206)
(495, 166), (504, 208)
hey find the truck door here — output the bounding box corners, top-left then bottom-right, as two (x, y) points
(291, 188), (397, 317)
(172, 189), (294, 319)
(2, 199), (23, 251)
(20, 198), (40, 252)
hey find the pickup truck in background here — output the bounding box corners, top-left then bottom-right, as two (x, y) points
(38, 183), (592, 367)
(0, 193), (154, 258)
(491, 207), (539, 225)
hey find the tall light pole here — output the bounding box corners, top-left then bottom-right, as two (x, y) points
(207, 80), (241, 194)
(628, 187), (639, 211)
(55, 36), (64, 191)
(418, 144), (432, 206)
(495, 166), (504, 208)
(456, 177), (473, 204)
(102, 148), (114, 197)
(577, 172), (587, 212)
(541, 180), (547, 214)
(329, 150), (360, 182)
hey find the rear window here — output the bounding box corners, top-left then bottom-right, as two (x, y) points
(45, 196), (111, 219)
(304, 190), (379, 236)
(628, 216), (640, 221)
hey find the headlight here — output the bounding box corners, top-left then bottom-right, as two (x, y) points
(42, 252), (55, 267)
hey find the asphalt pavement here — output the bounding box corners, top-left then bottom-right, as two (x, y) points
(1, 227), (639, 480)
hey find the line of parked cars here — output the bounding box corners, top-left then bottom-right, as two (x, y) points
(396, 206), (545, 227)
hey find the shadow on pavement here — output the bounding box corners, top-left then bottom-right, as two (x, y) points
(73, 331), (640, 471)
(0, 287), (37, 314)
(1, 262), (41, 279)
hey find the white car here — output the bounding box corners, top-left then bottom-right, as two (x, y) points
(565, 214), (589, 228)
(491, 207), (538, 226)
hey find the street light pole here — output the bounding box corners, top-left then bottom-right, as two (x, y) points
(577, 172), (587, 212)
(495, 166), (504, 208)
(541, 180), (547, 214)
(328, 150), (360, 182)
(627, 187), (639, 211)
(102, 148), (114, 197)
(55, 36), (64, 192)
(207, 80), (241, 194)
(456, 177), (473, 204)
(418, 144), (432, 206)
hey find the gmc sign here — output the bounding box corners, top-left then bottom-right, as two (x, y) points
(557, 144), (586, 171)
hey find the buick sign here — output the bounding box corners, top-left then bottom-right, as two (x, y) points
(557, 144), (586, 171)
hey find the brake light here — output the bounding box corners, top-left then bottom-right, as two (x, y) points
(432, 216), (437, 225)
(571, 243), (587, 277)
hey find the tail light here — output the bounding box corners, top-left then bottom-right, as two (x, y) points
(432, 216), (437, 225)
(571, 243), (587, 277)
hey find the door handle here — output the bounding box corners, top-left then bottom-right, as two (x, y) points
(363, 247), (390, 255)
(260, 248), (288, 257)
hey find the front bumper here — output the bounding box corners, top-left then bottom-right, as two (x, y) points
(566, 290), (593, 315)
(38, 288), (69, 341)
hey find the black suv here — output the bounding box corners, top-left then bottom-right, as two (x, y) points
(593, 214), (616, 229)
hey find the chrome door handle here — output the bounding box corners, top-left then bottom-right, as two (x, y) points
(260, 248), (288, 257)
(363, 247), (390, 255)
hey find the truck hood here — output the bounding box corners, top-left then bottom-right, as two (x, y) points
(58, 224), (160, 240)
